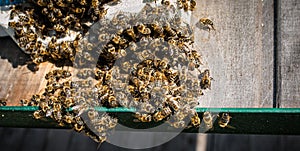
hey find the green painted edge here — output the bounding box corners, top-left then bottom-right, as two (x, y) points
(1, 106), (300, 113)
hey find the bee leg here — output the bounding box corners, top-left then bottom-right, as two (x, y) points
(226, 125), (236, 129)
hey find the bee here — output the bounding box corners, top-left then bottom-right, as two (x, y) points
(53, 111), (63, 121)
(39, 101), (50, 113)
(125, 28), (137, 41)
(63, 98), (75, 108)
(74, 123), (84, 132)
(134, 113), (152, 122)
(151, 22), (164, 37)
(0, 98), (7, 106)
(161, 0), (170, 6)
(141, 103), (155, 113)
(169, 121), (186, 128)
(53, 102), (62, 112)
(32, 56), (44, 65)
(95, 68), (105, 79)
(62, 70), (72, 78)
(190, 0), (196, 11)
(167, 97), (180, 111)
(20, 99), (30, 106)
(199, 18), (215, 31)
(18, 36), (29, 47)
(191, 50), (203, 68)
(71, 7), (86, 18)
(158, 58), (170, 70)
(98, 33), (109, 42)
(91, 0), (99, 8)
(54, 24), (65, 33)
(36, 0), (47, 6)
(203, 111), (214, 130)
(190, 112), (201, 127)
(183, 1), (189, 11)
(164, 22), (177, 37)
(107, 117), (118, 129)
(8, 21), (20, 29)
(108, 96), (119, 107)
(63, 114), (74, 124)
(177, 0), (183, 9)
(87, 110), (99, 121)
(53, 8), (63, 18)
(153, 106), (172, 122)
(200, 69), (212, 89)
(128, 41), (137, 52)
(9, 5), (19, 19)
(218, 113), (235, 129)
(56, 0), (67, 7)
(119, 49), (127, 57)
(33, 110), (44, 119)
(79, 0), (87, 5)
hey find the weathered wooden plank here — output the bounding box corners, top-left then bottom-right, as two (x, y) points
(0, 37), (56, 106)
(193, 0), (274, 107)
(277, 0), (300, 107)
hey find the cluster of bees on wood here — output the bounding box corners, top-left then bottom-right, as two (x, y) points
(8, 0), (232, 144)
(8, 0), (120, 69)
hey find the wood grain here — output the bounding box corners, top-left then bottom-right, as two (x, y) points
(192, 0), (274, 108)
(277, 0), (300, 107)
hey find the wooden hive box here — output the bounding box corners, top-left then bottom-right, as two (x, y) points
(0, 0), (300, 135)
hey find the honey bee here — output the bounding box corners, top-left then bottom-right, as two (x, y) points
(53, 111), (63, 121)
(176, 0), (183, 9)
(190, 0), (196, 11)
(20, 99), (30, 106)
(127, 42), (137, 52)
(200, 69), (212, 89)
(79, 0), (87, 5)
(153, 106), (172, 122)
(164, 22), (177, 37)
(161, 0), (170, 6)
(0, 98), (7, 106)
(108, 96), (119, 107)
(33, 110), (44, 119)
(218, 113), (235, 129)
(36, 0), (47, 6)
(125, 28), (137, 41)
(199, 18), (215, 31)
(190, 112), (201, 127)
(74, 123), (84, 132)
(54, 24), (65, 33)
(151, 22), (164, 37)
(63, 97), (75, 108)
(63, 114), (74, 124)
(71, 7), (86, 18)
(56, 0), (67, 7)
(134, 113), (152, 122)
(169, 121), (186, 128)
(32, 56), (44, 65)
(203, 111), (214, 130)
(87, 110), (99, 120)
(141, 103), (155, 113)
(107, 117), (118, 129)
(167, 97), (180, 111)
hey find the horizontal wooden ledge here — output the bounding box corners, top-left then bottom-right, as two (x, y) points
(1, 107), (300, 135)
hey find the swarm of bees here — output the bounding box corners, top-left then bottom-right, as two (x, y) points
(13, 0), (225, 144)
(8, 0), (120, 69)
(151, 0), (196, 11)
